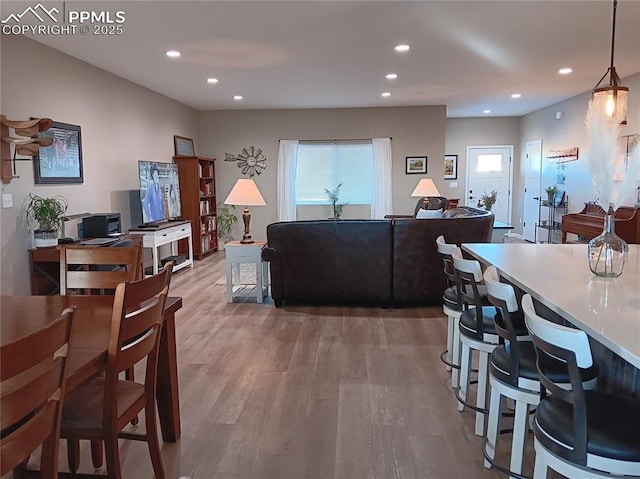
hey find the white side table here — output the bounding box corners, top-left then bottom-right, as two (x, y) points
(224, 241), (268, 303)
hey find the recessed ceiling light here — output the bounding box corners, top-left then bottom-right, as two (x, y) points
(165, 50), (181, 58)
(558, 67), (573, 75)
(511, 93), (522, 99)
(483, 109), (492, 114)
(385, 73), (398, 80)
(233, 95), (243, 100)
(381, 92), (392, 98)
(394, 44), (410, 53)
(207, 78), (219, 84)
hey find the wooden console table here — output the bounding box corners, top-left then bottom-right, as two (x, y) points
(29, 234), (143, 295)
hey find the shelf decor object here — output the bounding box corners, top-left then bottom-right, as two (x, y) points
(592, 0), (628, 123)
(174, 135), (195, 157)
(588, 203), (628, 277)
(1, 115), (53, 184)
(224, 179), (266, 244)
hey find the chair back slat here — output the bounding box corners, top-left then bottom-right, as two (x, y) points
(0, 307), (74, 476)
(60, 246), (141, 295)
(115, 325), (161, 374)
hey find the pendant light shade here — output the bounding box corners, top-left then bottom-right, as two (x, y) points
(592, 0), (628, 123)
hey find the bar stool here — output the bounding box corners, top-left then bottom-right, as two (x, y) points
(435, 236), (464, 386)
(522, 294), (640, 479)
(482, 266), (598, 479)
(452, 249), (501, 436)
(436, 236), (492, 390)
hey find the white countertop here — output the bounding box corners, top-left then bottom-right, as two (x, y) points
(461, 243), (640, 368)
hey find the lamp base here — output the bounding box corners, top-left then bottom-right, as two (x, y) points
(241, 207), (254, 244)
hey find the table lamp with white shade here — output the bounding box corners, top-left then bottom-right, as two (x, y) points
(224, 179), (266, 244)
(410, 178), (441, 210)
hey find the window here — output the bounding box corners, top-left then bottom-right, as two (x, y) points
(296, 141), (373, 205)
(476, 154), (503, 172)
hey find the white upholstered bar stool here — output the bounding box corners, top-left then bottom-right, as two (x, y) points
(522, 294), (640, 479)
(482, 266), (598, 479)
(452, 248), (501, 436)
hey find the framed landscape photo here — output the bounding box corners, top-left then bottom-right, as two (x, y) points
(174, 135), (196, 157)
(33, 120), (83, 184)
(444, 154), (458, 180)
(406, 156), (427, 174)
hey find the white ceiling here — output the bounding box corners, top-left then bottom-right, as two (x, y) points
(3, 0), (640, 117)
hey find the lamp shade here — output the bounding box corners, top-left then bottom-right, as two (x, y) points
(224, 179), (266, 206)
(411, 178), (440, 197)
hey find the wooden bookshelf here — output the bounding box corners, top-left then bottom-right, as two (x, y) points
(174, 156), (218, 259)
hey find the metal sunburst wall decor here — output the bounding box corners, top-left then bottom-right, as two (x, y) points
(224, 146), (266, 177)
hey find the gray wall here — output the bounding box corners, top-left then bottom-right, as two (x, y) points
(198, 106), (446, 241)
(0, 36), (198, 294)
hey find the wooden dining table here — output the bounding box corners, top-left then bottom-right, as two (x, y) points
(1, 294), (183, 442)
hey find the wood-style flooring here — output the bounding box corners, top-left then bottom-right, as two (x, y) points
(48, 249), (546, 478)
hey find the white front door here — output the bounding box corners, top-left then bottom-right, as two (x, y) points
(523, 139), (542, 242)
(465, 146), (513, 224)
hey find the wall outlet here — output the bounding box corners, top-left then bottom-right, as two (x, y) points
(2, 193), (12, 209)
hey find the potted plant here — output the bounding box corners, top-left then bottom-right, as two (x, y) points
(24, 194), (68, 247)
(325, 183), (347, 219)
(478, 190), (498, 211)
(545, 185), (557, 205)
(217, 202), (238, 246)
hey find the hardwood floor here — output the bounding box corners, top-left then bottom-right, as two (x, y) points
(53, 250), (545, 478)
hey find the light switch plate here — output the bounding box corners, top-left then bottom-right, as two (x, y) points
(2, 193), (13, 208)
(449, 182), (458, 188)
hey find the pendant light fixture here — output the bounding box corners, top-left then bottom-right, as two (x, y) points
(592, 0), (628, 123)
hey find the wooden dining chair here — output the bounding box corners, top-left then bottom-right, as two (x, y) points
(60, 245), (142, 295)
(1, 306), (75, 478)
(60, 244), (143, 471)
(60, 263), (173, 479)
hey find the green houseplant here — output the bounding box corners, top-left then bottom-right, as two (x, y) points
(478, 190), (498, 211)
(325, 183), (347, 219)
(217, 202), (238, 244)
(544, 185), (557, 205)
(24, 194), (68, 247)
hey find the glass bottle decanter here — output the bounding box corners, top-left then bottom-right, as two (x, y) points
(587, 204), (628, 277)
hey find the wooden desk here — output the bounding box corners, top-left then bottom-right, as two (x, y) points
(461, 243), (640, 395)
(1, 294), (182, 442)
(29, 234), (143, 295)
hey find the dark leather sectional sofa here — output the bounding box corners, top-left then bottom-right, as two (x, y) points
(262, 207), (494, 307)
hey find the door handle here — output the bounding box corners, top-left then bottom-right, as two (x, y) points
(533, 197), (540, 200)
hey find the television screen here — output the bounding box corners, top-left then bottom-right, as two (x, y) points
(138, 161), (181, 224)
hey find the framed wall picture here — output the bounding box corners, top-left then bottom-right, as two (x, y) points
(33, 120), (83, 184)
(174, 135), (196, 157)
(406, 156), (427, 174)
(444, 154), (458, 180)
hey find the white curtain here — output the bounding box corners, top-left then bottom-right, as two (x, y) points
(277, 140), (299, 221)
(371, 137), (393, 218)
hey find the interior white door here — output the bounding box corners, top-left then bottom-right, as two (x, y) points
(465, 146), (513, 224)
(523, 139), (542, 242)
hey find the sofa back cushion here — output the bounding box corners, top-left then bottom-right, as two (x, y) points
(265, 220), (393, 304)
(392, 210), (494, 303)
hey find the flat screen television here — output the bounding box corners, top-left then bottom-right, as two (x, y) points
(138, 161), (181, 225)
